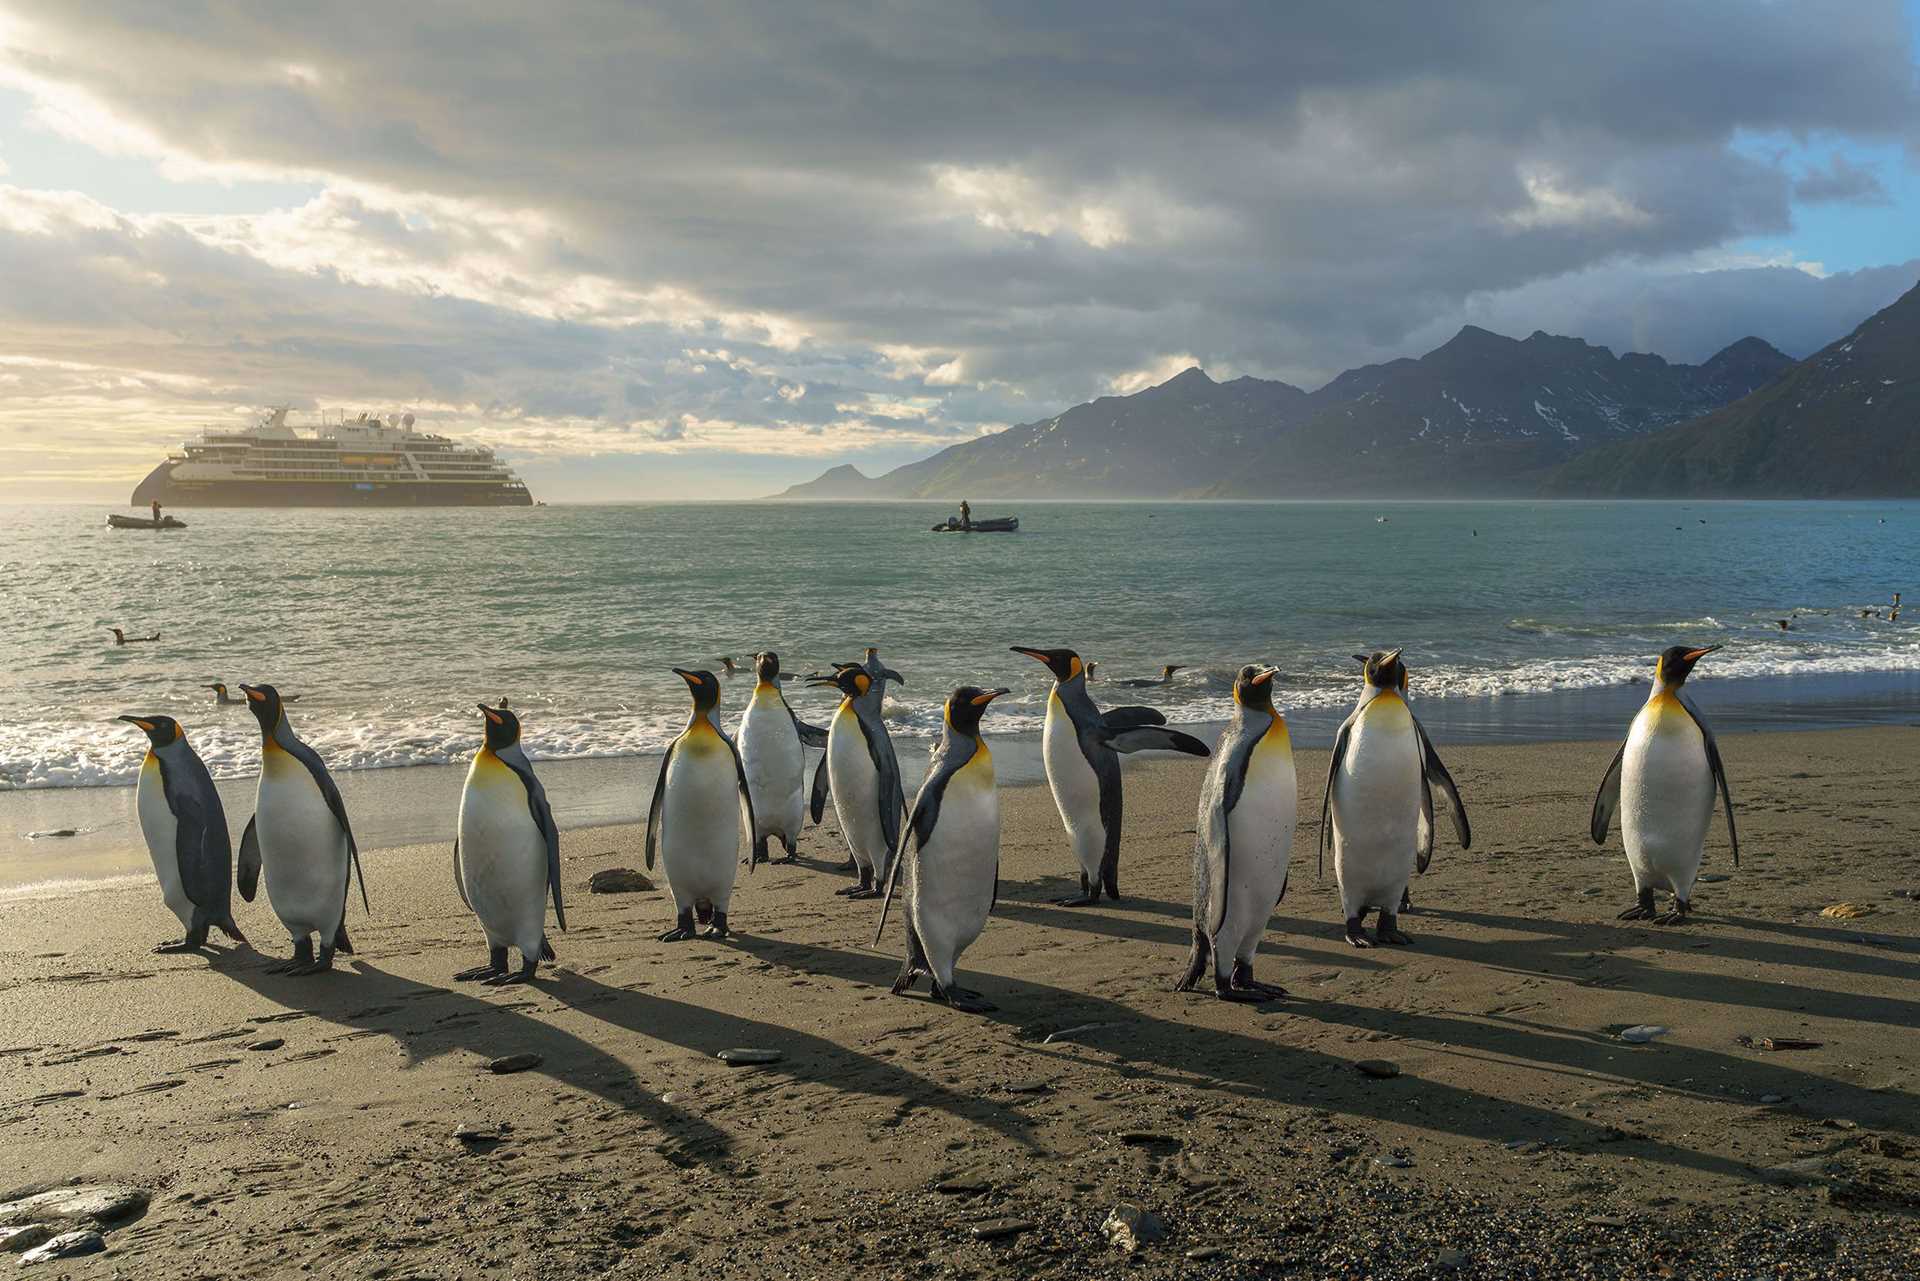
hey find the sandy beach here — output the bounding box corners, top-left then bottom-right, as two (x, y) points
(2, 726), (1917, 1278)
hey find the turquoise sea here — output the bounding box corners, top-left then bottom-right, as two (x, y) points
(3, 499), (1916, 881)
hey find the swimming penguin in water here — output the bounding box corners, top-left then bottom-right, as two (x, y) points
(808, 663), (906, 898)
(1590, 645), (1738, 924)
(454, 704), (565, 983)
(1318, 650), (1469, 948)
(718, 656), (740, 678)
(645, 668), (764, 940)
(1177, 665), (1293, 1002)
(119, 714), (247, 954)
(737, 651), (830, 861)
(108, 627), (160, 645)
(236, 684), (368, 975)
(1114, 664), (1185, 689)
(1011, 645), (1210, 905)
(875, 685), (1009, 1012)
(210, 681), (297, 706)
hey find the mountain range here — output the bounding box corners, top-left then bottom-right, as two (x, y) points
(773, 280), (1918, 499)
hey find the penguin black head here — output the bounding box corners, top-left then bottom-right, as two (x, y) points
(673, 667), (723, 712)
(1233, 665), (1279, 711)
(117, 714), (183, 748)
(945, 686), (1009, 737)
(1010, 646), (1084, 683)
(807, 664), (872, 700)
(207, 682), (226, 695)
(238, 683), (284, 734)
(478, 702), (522, 751)
(1655, 644), (1720, 686)
(1352, 649), (1406, 692)
(754, 651), (781, 684)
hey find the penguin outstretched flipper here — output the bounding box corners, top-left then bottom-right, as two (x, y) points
(1106, 726), (1210, 756)
(1411, 714), (1470, 855)
(1590, 742), (1626, 844)
(1101, 705), (1168, 732)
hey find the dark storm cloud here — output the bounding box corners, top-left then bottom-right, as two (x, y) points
(1792, 153), (1894, 205)
(0, 0), (1915, 464)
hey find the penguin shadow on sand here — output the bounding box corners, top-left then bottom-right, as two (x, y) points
(1376, 906), (1920, 1029)
(540, 965), (1040, 1153)
(723, 934), (1915, 1183)
(991, 891), (1391, 973)
(220, 958), (735, 1168)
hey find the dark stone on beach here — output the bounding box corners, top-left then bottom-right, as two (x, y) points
(1355, 1059), (1400, 1079)
(935, 1176), (991, 1195)
(487, 1053), (543, 1074)
(1186, 1246), (1226, 1261)
(454, 1122), (504, 1149)
(1698, 873), (1730, 883)
(1042, 1022), (1113, 1045)
(1761, 1156), (1830, 1186)
(1585, 1214), (1631, 1228)
(717, 1048), (783, 1066)
(0, 1185), (148, 1228)
(969, 1217), (1034, 1241)
(589, 868), (654, 893)
(1860, 1135), (1911, 1159)
(246, 1038), (284, 1052)
(1102, 1204), (1165, 1252)
(1001, 1079), (1051, 1094)
(18, 1230), (105, 1266)
(1436, 1247), (1469, 1270)
(1376, 1154), (1414, 1168)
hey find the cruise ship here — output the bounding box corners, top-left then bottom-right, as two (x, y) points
(131, 409), (534, 507)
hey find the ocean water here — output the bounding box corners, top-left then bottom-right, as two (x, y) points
(2, 499), (1915, 798)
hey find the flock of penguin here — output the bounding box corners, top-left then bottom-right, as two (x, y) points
(118, 641), (1738, 1010)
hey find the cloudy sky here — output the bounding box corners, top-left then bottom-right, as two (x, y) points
(1, 1), (1916, 501)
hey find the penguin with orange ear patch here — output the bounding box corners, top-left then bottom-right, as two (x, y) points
(645, 668), (764, 941)
(119, 713), (246, 955)
(454, 704), (565, 983)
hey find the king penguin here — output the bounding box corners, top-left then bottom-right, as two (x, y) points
(119, 714), (247, 954)
(454, 704), (566, 983)
(807, 663), (906, 898)
(1010, 645), (1210, 905)
(1318, 650), (1469, 948)
(737, 651), (829, 862)
(1590, 644), (1738, 923)
(1177, 665), (1293, 1002)
(236, 683), (368, 975)
(875, 686), (1008, 1013)
(645, 668), (765, 940)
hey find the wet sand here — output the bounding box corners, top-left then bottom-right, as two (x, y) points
(1, 727), (1916, 1277)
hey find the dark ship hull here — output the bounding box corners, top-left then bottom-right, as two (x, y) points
(132, 461), (534, 508)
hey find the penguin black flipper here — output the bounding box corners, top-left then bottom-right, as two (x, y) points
(727, 734), (769, 869)
(644, 742), (677, 873)
(1102, 705), (1168, 732)
(1091, 735), (1125, 899)
(452, 837), (470, 909)
(1106, 726), (1210, 756)
(1589, 741), (1627, 845)
(284, 737), (370, 914)
(1411, 713), (1470, 853)
(1318, 710), (1360, 877)
(790, 711), (830, 750)
(856, 713), (906, 861)
(156, 748), (233, 919)
(1200, 731), (1261, 939)
(1678, 692), (1739, 866)
(237, 816), (261, 902)
(501, 753), (566, 930)
(808, 751), (832, 823)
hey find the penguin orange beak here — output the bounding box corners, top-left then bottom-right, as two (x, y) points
(478, 703), (504, 723)
(117, 715), (156, 732)
(1381, 648), (1403, 666)
(970, 688), (1011, 706)
(1252, 667), (1277, 686)
(1682, 645), (1722, 662)
(1009, 646), (1049, 663)
(672, 667), (702, 686)
(239, 684), (267, 703)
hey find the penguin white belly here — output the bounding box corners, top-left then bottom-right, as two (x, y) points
(910, 758), (1000, 989)
(1216, 733), (1295, 971)
(739, 694), (804, 843)
(136, 756), (195, 929)
(1330, 699), (1421, 915)
(1621, 698), (1714, 898)
(828, 709), (887, 871)
(458, 756), (549, 956)
(255, 749), (349, 939)
(661, 730), (741, 911)
(1041, 694), (1103, 879)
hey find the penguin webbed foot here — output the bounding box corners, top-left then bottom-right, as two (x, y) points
(265, 938), (317, 973)
(1230, 961), (1288, 1000)
(1617, 889), (1657, 921)
(935, 983), (997, 1014)
(455, 946), (510, 982)
(152, 937), (205, 954)
(285, 950), (336, 977)
(482, 963), (537, 986)
(1212, 973), (1269, 1003)
(1343, 916), (1374, 949)
(1653, 900), (1692, 926)
(659, 911), (698, 943)
(1375, 914), (1412, 946)
(702, 913), (731, 940)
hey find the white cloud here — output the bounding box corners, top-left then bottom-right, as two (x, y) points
(1107, 353), (1202, 395)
